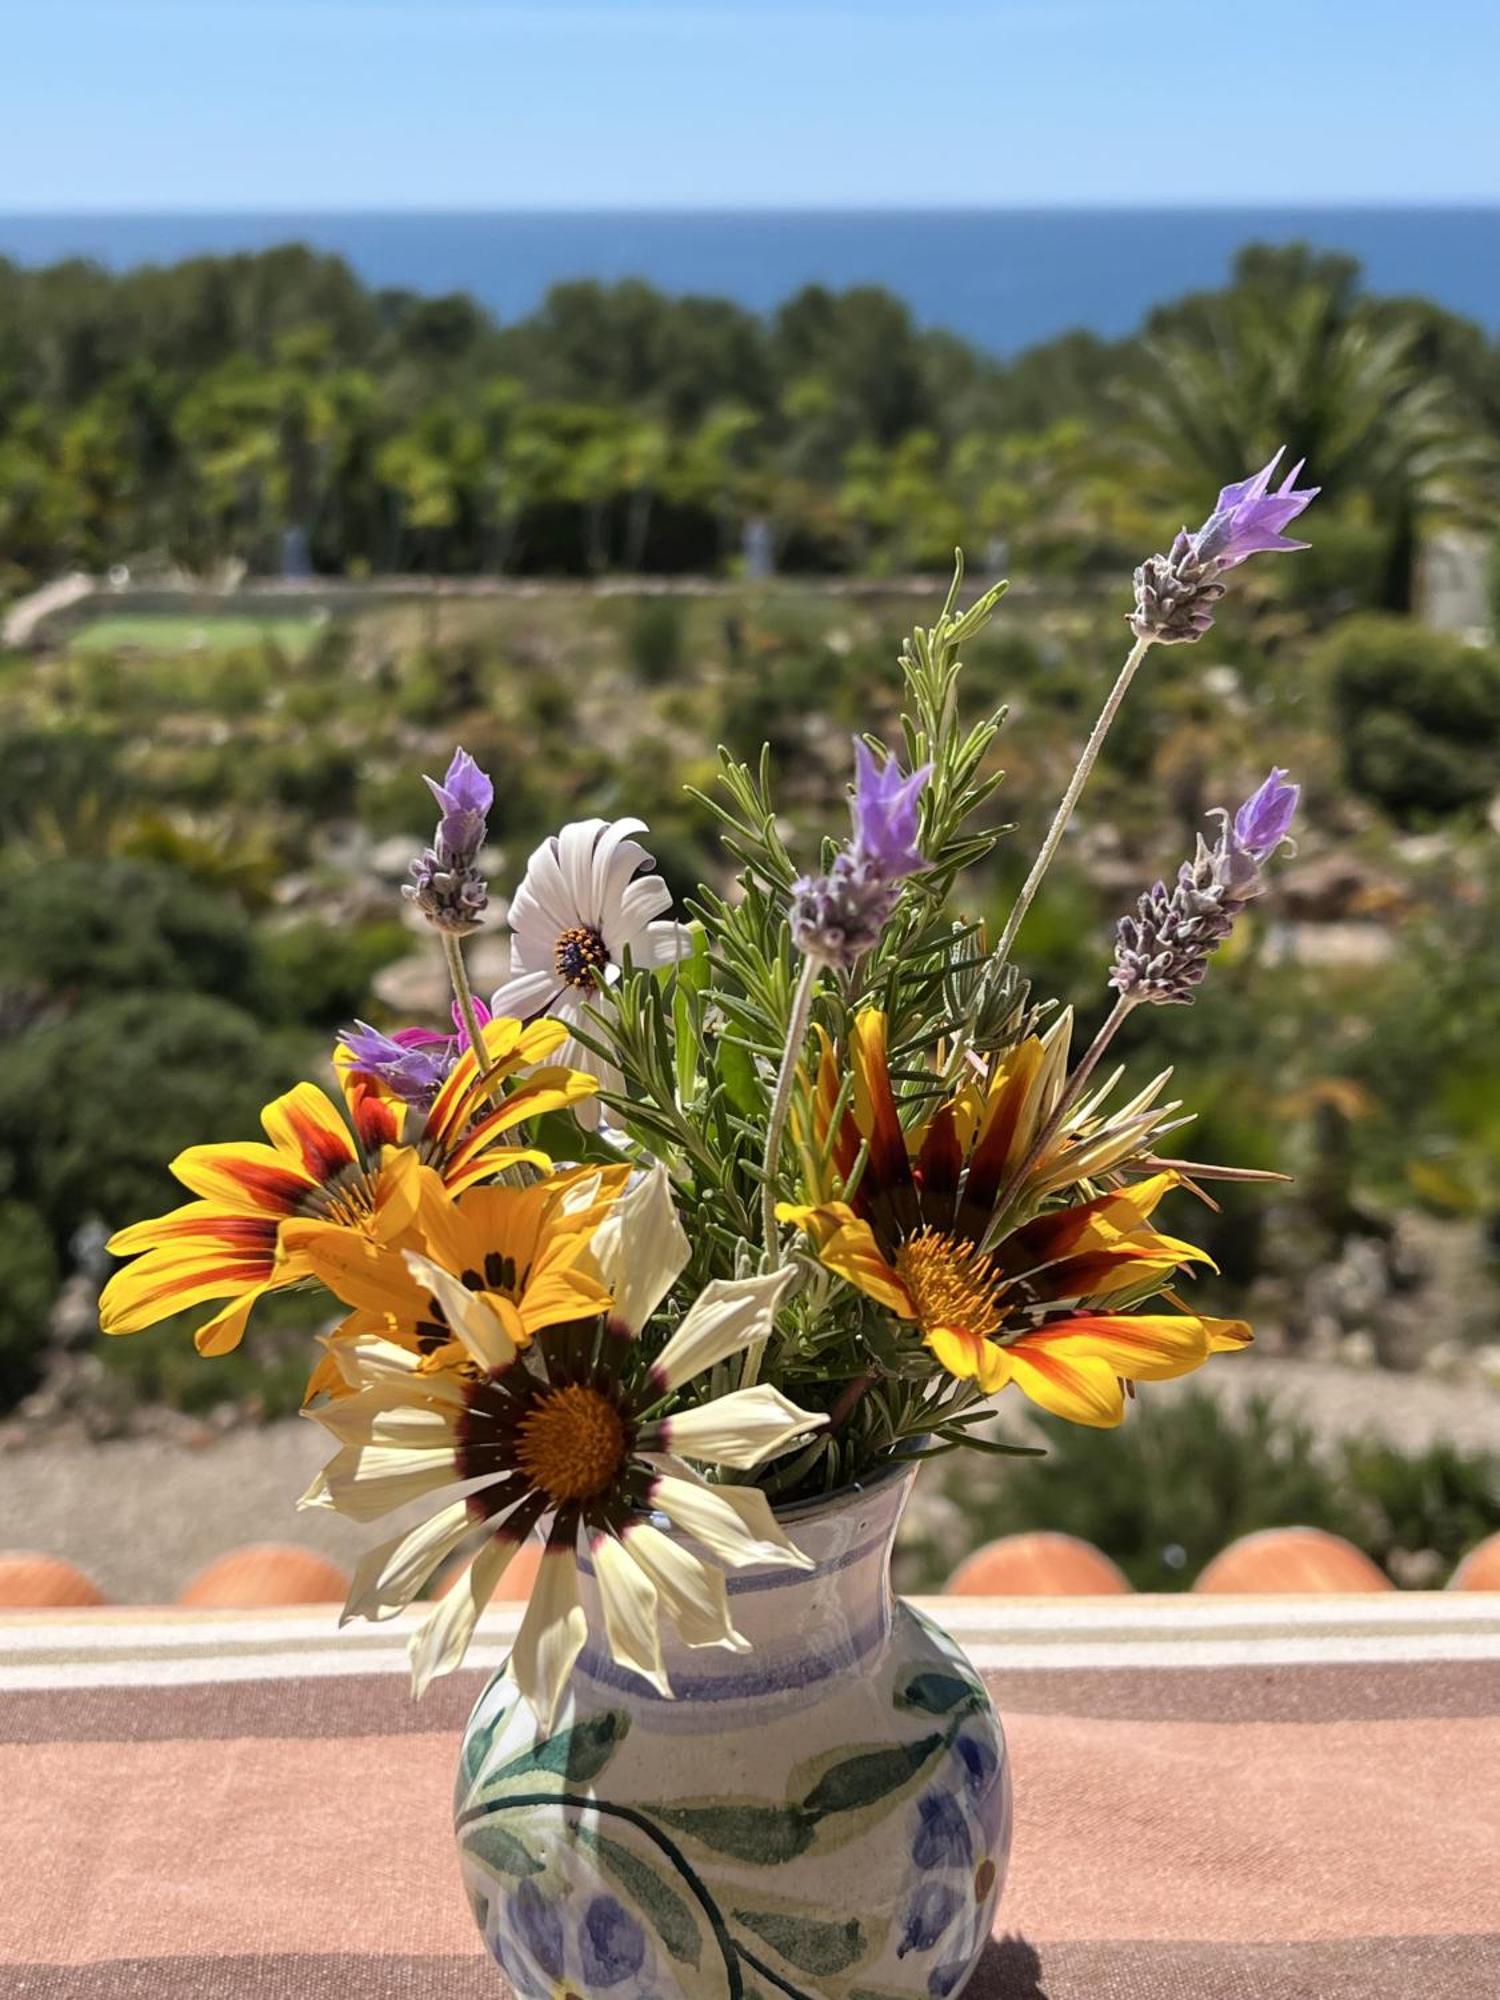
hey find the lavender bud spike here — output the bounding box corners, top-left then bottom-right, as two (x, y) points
(1130, 450), (1319, 646)
(404, 745), (493, 936)
(1110, 770), (1299, 1005)
(790, 740), (932, 968)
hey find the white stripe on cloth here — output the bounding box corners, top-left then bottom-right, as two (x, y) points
(2, 1595), (1498, 1687)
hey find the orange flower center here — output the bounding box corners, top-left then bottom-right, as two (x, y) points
(894, 1228), (1004, 1337)
(515, 1383), (627, 1504)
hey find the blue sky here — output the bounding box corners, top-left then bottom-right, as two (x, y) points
(3, 0), (1497, 210)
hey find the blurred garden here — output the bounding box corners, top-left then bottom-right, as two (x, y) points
(3, 237), (1500, 1587)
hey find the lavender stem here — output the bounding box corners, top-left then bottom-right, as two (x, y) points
(746, 953), (821, 1388)
(994, 633), (1153, 969)
(441, 931), (498, 1103)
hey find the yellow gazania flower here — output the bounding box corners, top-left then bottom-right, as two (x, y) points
(303, 1166), (826, 1725)
(99, 1016), (596, 1356)
(283, 1158), (630, 1400)
(780, 1008), (1248, 1427)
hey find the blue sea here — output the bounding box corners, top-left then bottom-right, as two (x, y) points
(1, 209), (1497, 356)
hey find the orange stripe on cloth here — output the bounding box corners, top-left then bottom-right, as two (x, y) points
(3, 1713), (1499, 1966)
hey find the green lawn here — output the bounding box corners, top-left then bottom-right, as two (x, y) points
(68, 613), (322, 659)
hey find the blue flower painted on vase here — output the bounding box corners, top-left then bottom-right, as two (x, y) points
(578, 1893), (648, 1988)
(912, 1787), (974, 1869)
(898, 1879), (963, 1957)
(954, 1729), (1007, 1848)
(510, 1877), (566, 1982)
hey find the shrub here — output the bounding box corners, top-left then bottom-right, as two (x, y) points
(0, 726), (130, 846)
(0, 858), (259, 1008)
(908, 1392), (1351, 1592)
(1342, 1437), (1500, 1581)
(95, 1286), (324, 1424)
(624, 597), (685, 686)
(257, 919), (410, 1028)
(0, 992), (298, 1245)
(0, 1201), (59, 1410)
(910, 1391), (1500, 1591)
(1317, 615), (1500, 821)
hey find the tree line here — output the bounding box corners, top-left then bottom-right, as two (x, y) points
(0, 241), (1494, 603)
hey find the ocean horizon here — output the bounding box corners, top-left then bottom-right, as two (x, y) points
(2, 206), (1498, 355)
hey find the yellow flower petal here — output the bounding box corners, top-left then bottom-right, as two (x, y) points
(818, 1217), (917, 1320)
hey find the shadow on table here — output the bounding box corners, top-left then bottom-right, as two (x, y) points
(965, 1933), (1050, 1998)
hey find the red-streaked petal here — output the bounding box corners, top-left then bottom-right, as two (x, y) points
(342, 1066), (404, 1153)
(108, 1202), (280, 1258)
(261, 1083), (358, 1185)
(99, 1254), (281, 1335)
(851, 1010), (911, 1192)
(171, 1141), (316, 1215)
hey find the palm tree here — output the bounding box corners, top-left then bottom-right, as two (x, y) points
(1127, 247), (1493, 611)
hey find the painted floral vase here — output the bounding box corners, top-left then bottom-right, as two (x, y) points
(455, 1461), (1011, 2000)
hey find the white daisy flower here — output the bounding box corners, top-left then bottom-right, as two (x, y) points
(490, 817), (692, 1126)
(301, 1165), (823, 1728)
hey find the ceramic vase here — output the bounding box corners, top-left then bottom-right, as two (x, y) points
(455, 1461), (1011, 1999)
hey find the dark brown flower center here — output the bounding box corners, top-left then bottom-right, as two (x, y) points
(554, 923), (610, 988)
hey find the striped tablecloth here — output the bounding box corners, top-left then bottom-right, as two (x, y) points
(5, 1594), (1498, 1999)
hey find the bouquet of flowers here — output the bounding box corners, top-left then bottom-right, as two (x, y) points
(101, 452), (1315, 1730)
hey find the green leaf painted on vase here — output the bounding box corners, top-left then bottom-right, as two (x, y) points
(459, 1688), (515, 1797)
(651, 1801), (817, 1864)
(489, 1709), (630, 1787)
(798, 1733), (946, 1818)
(732, 1907), (866, 1976)
(893, 1669), (986, 1718)
(579, 1826), (704, 1969)
(464, 1821), (545, 1878)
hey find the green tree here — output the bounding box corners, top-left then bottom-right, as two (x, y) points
(1129, 246), (1493, 611)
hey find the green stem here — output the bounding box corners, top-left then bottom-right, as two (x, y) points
(745, 953), (820, 1389)
(443, 929), (536, 1187)
(760, 954), (820, 1273)
(994, 632), (1154, 968)
(1044, 991), (1137, 1143)
(442, 929), (496, 1099)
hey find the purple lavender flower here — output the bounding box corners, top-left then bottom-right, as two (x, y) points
(1130, 449), (1319, 645)
(341, 998), (493, 1109)
(789, 743), (931, 968)
(425, 747), (493, 858)
(1191, 452), (1319, 571)
(1232, 766), (1301, 861)
(405, 746), (493, 935)
(851, 738), (931, 880)
(1110, 770), (1299, 1005)
(341, 1023), (452, 1108)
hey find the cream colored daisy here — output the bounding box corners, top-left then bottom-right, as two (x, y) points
(301, 1165), (823, 1726)
(489, 817), (692, 1125)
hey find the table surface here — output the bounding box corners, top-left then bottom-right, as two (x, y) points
(5, 1593), (1499, 2000)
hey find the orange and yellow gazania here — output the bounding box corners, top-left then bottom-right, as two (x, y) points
(780, 1009), (1249, 1426)
(99, 1016), (596, 1356)
(282, 1155), (630, 1399)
